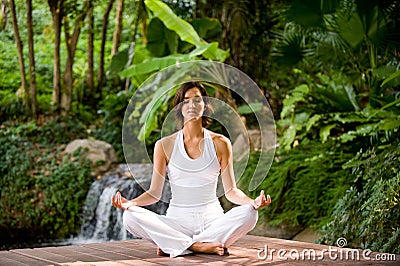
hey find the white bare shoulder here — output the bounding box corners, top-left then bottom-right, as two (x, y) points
(208, 130), (230, 144)
(207, 130), (231, 156)
(156, 132), (179, 163)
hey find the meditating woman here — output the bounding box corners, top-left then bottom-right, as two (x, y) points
(111, 81), (271, 257)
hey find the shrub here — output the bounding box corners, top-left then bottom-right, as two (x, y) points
(0, 122), (93, 246)
(0, 90), (26, 123)
(320, 143), (400, 253)
(238, 140), (355, 228)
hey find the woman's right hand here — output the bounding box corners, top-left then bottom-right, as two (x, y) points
(111, 191), (135, 210)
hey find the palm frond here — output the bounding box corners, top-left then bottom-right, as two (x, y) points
(272, 24), (309, 66)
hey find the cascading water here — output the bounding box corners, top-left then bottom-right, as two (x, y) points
(70, 163), (170, 244)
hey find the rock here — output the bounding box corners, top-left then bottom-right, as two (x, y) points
(232, 129), (264, 162)
(232, 133), (250, 162)
(248, 129), (261, 150)
(65, 139), (118, 175)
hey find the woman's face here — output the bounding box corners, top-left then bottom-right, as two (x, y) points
(181, 87), (205, 123)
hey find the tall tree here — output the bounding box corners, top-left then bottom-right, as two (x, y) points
(61, 0), (90, 114)
(87, 0), (94, 98)
(1, 0), (8, 30)
(26, 0), (37, 117)
(48, 0), (63, 113)
(9, 0), (30, 114)
(112, 0), (124, 55)
(98, 0), (116, 95)
(124, 0), (146, 90)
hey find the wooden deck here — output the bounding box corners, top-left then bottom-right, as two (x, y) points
(1, 235), (398, 265)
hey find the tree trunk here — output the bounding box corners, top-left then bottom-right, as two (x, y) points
(1, 0), (8, 30)
(111, 0), (124, 55)
(61, 16), (73, 114)
(97, 0), (115, 95)
(48, 0), (63, 113)
(61, 0), (90, 114)
(87, 0), (94, 97)
(140, 1), (147, 45)
(9, 0), (30, 113)
(125, 0), (145, 90)
(26, 0), (37, 117)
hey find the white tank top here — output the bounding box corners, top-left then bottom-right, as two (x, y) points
(166, 128), (221, 210)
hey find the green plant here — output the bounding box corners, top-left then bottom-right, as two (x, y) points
(279, 69), (400, 150)
(320, 143), (400, 253)
(94, 89), (132, 162)
(2, 117), (89, 145)
(0, 122), (93, 243)
(35, 149), (92, 238)
(238, 140), (355, 228)
(274, 0), (400, 74)
(0, 90), (27, 122)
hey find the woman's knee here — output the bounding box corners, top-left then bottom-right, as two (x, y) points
(244, 204), (258, 224)
(122, 210), (133, 228)
(122, 207), (141, 228)
(233, 204), (258, 229)
(229, 204), (258, 225)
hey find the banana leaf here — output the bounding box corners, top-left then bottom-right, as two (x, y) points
(144, 0), (229, 62)
(119, 43), (216, 78)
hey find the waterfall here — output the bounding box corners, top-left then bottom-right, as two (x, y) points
(69, 164), (170, 244)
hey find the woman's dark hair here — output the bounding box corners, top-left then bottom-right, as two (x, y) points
(173, 81), (213, 128)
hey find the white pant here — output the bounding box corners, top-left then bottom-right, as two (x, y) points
(123, 204), (258, 257)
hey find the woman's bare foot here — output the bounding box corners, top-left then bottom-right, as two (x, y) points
(189, 242), (226, 256)
(157, 247), (169, 257)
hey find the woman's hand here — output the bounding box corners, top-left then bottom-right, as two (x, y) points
(111, 191), (135, 210)
(251, 190), (271, 210)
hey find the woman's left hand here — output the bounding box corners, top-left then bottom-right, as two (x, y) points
(251, 190), (271, 210)
(111, 191), (135, 210)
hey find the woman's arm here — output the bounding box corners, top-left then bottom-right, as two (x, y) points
(217, 135), (271, 209)
(111, 139), (167, 210)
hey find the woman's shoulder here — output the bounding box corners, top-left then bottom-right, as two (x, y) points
(207, 129), (231, 150)
(155, 132), (179, 159)
(158, 131), (179, 143)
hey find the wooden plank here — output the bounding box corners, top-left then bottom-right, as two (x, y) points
(82, 242), (157, 259)
(98, 239), (259, 265)
(76, 245), (160, 266)
(0, 255), (30, 266)
(109, 240), (241, 265)
(0, 250), (50, 266)
(10, 248), (78, 264)
(57, 258), (157, 266)
(9, 250), (61, 266)
(94, 242), (201, 266)
(48, 245), (137, 264)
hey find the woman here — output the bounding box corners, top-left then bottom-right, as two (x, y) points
(111, 81), (271, 257)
